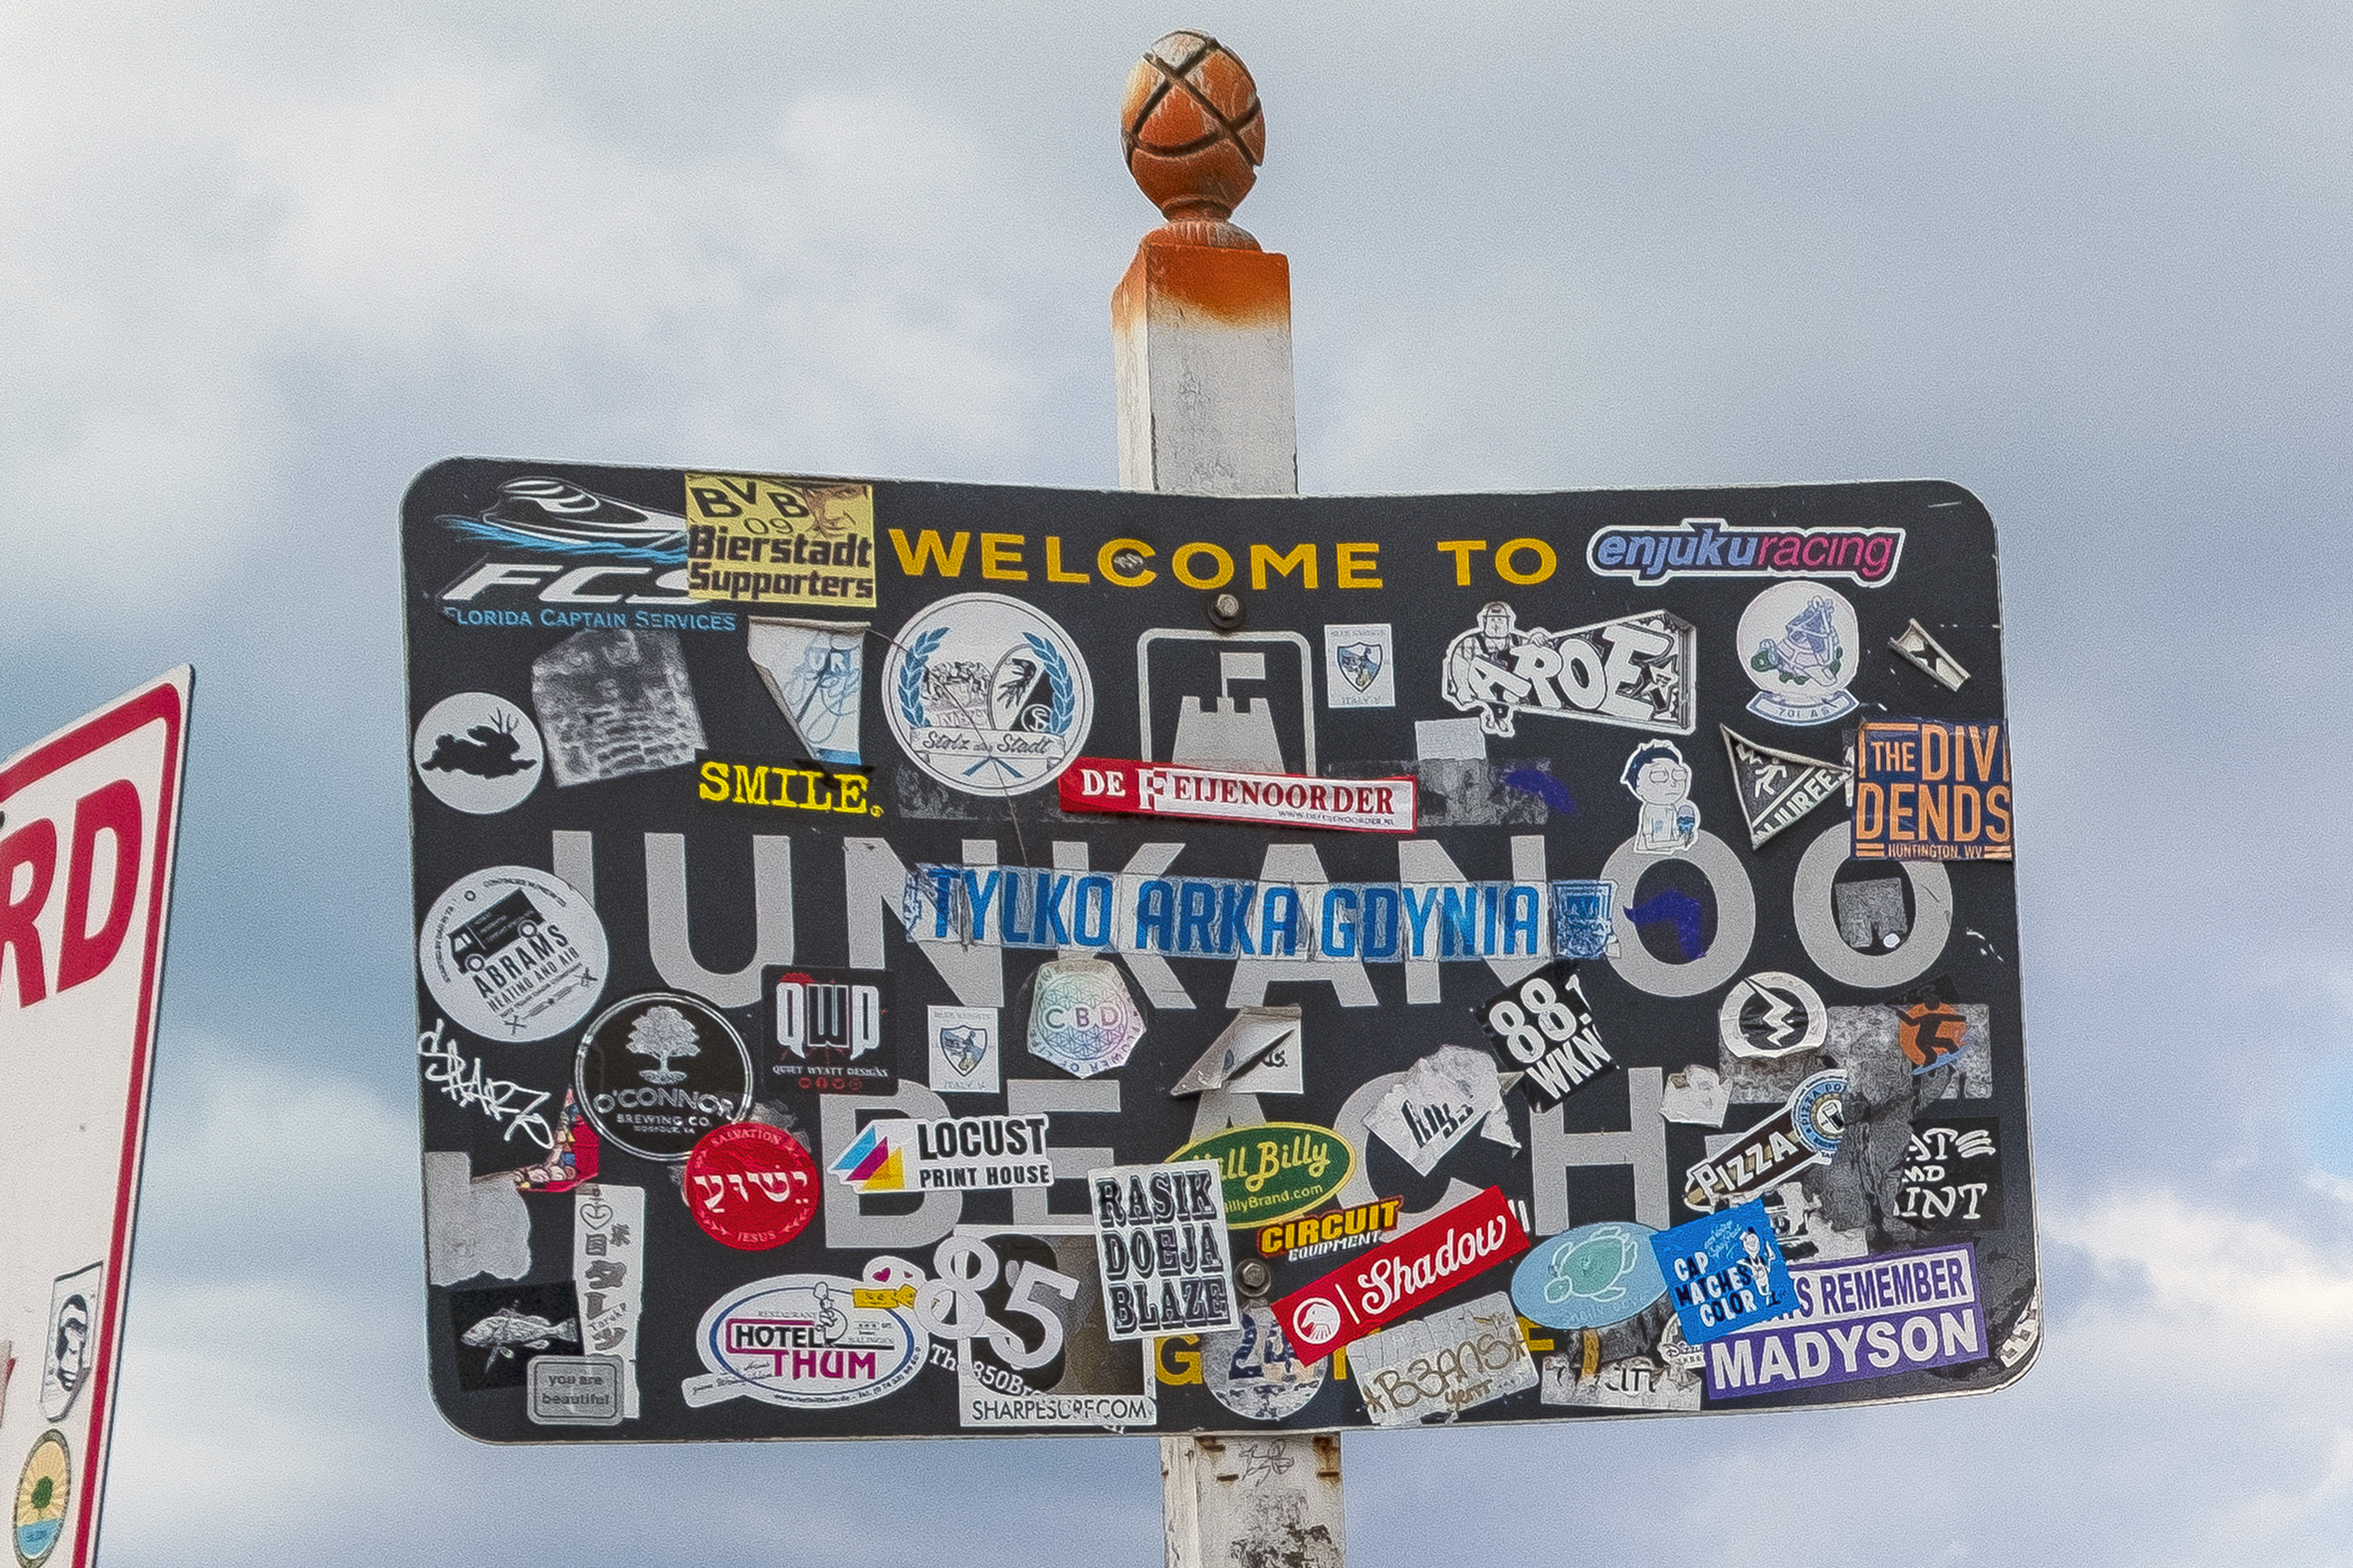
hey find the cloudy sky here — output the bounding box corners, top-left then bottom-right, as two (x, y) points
(5, 1), (2351, 1562)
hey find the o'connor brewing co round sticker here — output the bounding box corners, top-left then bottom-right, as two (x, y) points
(574, 992), (755, 1161)
(883, 593), (1094, 797)
(419, 867), (608, 1042)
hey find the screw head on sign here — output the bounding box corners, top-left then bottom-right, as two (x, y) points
(1235, 1257), (1273, 1300)
(1121, 30), (1265, 223)
(1208, 591), (1246, 631)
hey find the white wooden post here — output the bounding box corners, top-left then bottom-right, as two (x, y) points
(1114, 30), (1345, 1568)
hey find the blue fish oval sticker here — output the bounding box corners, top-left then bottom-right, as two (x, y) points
(1511, 1221), (1670, 1330)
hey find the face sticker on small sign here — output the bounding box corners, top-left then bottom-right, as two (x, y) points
(1471, 960), (1615, 1110)
(1271, 1185), (1530, 1363)
(1718, 971), (1829, 1061)
(682, 1261), (929, 1410)
(684, 1123), (820, 1250)
(1622, 740), (1700, 855)
(418, 866), (608, 1043)
(1168, 1123), (1356, 1229)
(411, 692), (544, 814)
(1851, 719), (2013, 861)
(884, 592), (1094, 797)
(1683, 1070), (1845, 1213)
(1350, 1291), (1536, 1427)
(683, 474), (875, 608)
(1027, 958), (1145, 1078)
(1703, 1242), (1990, 1400)
(532, 627), (707, 787)
(1441, 602), (1695, 739)
(830, 1114), (1054, 1193)
(1650, 1200), (1797, 1347)
(1720, 725), (1847, 849)
(745, 616), (868, 764)
(1511, 1222), (1669, 1331)
(39, 1264), (100, 1423)
(1201, 1304), (1327, 1421)
(1363, 1045), (1507, 1176)
(927, 1005), (1000, 1094)
(573, 1182), (645, 1417)
(573, 991), (754, 1161)
(1322, 622), (1396, 709)
(449, 1281), (583, 1392)
(1898, 1117), (2003, 1230)
(765, 967), (893, 1094)
(1088, 1160), (1241, 1342)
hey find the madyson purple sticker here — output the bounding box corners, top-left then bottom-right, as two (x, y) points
(1703, 1242), (1990, 1400)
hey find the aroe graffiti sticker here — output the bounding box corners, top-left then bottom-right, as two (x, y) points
(883, 593), (1093, 796)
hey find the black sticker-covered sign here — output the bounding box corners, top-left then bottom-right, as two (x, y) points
(1471, 959), (1614, 1110)
(403, 459), (2035, 1444)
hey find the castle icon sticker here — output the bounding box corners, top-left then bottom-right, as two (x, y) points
(1737, 582), (1860, 727)
(884, 593), (1093, 796)
(412, 692), (544, 814)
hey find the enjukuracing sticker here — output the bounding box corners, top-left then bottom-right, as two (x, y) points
(411, 692), (545, 814)
(418, 866), (608, 1043)
(574, 992), (754, 1161)
(883, 592), (1093, 796)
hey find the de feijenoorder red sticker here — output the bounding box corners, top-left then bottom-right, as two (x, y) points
(683, 1122), (820, 1250)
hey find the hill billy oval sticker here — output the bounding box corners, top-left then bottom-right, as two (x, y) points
(1169, 1123), (1357, 1229)
(882, 592), (1093, 797)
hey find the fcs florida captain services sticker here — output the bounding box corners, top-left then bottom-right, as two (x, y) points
(419, 866), (608, 1042)
(883, 593), (1093, 797)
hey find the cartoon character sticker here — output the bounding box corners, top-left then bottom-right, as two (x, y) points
(1622, 740), (1700, 855)
(1737, 582), (1861, 726)
(1441, 602), (1695, 738)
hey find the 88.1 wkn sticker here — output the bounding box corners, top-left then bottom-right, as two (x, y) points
(1471, 960), (1616, 1110)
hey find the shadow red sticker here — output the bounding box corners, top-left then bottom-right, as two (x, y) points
(683, 1123), (820, 1250)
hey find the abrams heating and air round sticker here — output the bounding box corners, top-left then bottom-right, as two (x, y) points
(681, 1263), (929, 1410)
(882, 592), (1093, 796)
(411, 692), (545, 814)
(574, 992), (754, 1161)
(419, 866), (608, 1042)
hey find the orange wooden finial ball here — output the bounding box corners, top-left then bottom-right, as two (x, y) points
(1121, 31), (1265, 223)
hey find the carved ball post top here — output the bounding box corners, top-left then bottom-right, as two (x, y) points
(1121, 30), (1266, 247)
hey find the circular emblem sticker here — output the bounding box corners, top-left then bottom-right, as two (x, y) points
(411, 693), (544, 815)
(683, 1122), (820, 1250)
(1789, 1070), (1847, 1157)
(1201, 1304), (1326, 1421)
(12, 1432), (69, 1568)
(1737, 582), (1860, 727)
(418, 867), (607, 1042)
(1717, 971), (1830, 1061)
(575, 991), (754, 1161)
(884, 593), (1093, 796)
(1290, 1298), (1343, 1349)
(1511, 1222), (1670, 1331)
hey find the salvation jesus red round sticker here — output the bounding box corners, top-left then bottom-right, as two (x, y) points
(682, 1122), (821, 1250)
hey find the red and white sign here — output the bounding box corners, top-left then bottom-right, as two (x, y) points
(683, 1123), (820, 1250)
(1270, 1184), (1529, 1364)
(0, 669), (190, 1568)
(1058, 758), (1416, 835)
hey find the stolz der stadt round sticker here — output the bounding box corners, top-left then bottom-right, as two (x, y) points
(402, 459), (2038, 1442)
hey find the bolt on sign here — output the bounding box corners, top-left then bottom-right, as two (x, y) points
(402, 461), (2038, 1441)
(0, 670), (192, 1562)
